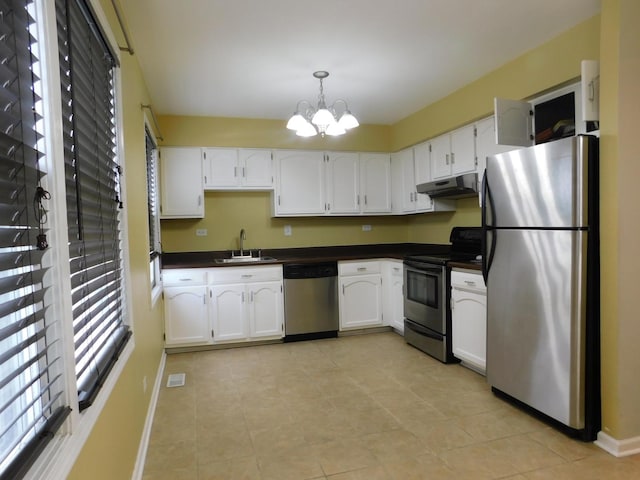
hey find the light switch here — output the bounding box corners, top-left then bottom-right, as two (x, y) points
(284, 225), (292, 236)
(196, 229), (207, 236)
(362, 225), (372, 232)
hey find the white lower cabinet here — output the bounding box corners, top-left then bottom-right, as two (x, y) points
(382, 260), (404, 333)
(162, 269), (211, 347)
(339, 260), (383, 330)
(208, 266), (284, 344)
(451, 268), (487, 374)
(163, 266), (283, 347)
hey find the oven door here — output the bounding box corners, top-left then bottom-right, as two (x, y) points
(403, 261), (446, 334)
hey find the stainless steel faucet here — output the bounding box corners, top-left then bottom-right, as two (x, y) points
(239, 228), (246, 256)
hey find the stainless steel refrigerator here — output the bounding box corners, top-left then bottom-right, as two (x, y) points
(482, 135), (600, 441)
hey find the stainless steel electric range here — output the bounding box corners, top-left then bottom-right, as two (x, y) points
(403, 227), (482, 362)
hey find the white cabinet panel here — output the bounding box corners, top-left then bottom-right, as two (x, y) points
(494, 97), (534, 147)
(240, 149), (273, 188)
(164, 285), (210, 346)
(203, 148), (273, 190)
(360, 153), (391, 213)
(430, 125), (476, 180)
(159, 147), (204, 218)
(209, 284), (247, 342)
(274, 150), (326, 215)
(382, 260), (404, 333)
(248, 281), (284, 338)
(326, 152), (360, 214)
(339, 261), (383, 330)
(451, 269), (487, 374)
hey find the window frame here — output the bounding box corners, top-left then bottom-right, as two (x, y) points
(21, 0), (135, 478)
(144, 119), (162, 306)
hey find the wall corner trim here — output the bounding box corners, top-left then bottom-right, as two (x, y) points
(595, 431), (640, 457)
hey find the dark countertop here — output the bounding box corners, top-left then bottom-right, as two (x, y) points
(448, 261), (483, 272)
(161, 243), (452, 269)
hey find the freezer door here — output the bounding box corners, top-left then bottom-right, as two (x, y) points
(486, 228), (587, 428)
(485, 136), (591, 228)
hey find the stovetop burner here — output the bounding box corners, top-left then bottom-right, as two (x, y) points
(405, 226), (482, 266)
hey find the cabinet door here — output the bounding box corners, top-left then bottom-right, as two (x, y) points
(339, 274), (383, 330)
(240, 149), (273, 188)
(209, 284), (247, 342)
(429, 134), (452, 180)
(398, 149), (416, 212)
(248, 281), (283, 339)
(359, 153), (391, 213)
(159, 147), (204, 218)
(450, 124), (476, 175)
(475, 117), (515, 206)
(203, 148), (239, 189)
(274, 150), (325, 215)
(382, 261), (404, 332)
(451, 272), (487, 373)
(494, 97), (534, 147)
(164, 286), (209, 346)
(326, 152), (360, 214)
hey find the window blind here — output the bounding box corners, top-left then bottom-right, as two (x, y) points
(145, 127), (158, 259)
(56, 0), (130, 411)
(0, 1), (71, 479)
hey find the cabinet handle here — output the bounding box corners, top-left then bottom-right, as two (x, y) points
(241, 274), (253, 278)
(357, 267), (367, 272)
(242, 167), (246, 178)
(250, 291), (254, 302)
(278, 195), (281, 206)
(445, 154), (450, 165)
(464, 280), (476, 286)
(204, 175), (207, 183)
(393, 267), (400, 272)
(242, 291), (245, 302)
(197, 195), (202, 206)
(451, 152), (455, 164)
(342, 285), (345, 295)
(364, 195), (368, 205)
(357, 196), (360, 206)
(234, 166), (238, 177)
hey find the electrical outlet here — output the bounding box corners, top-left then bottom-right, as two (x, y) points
(362, 224), (372, 232)
(196, 229), (207, 236)
(284, 225), (292, 236)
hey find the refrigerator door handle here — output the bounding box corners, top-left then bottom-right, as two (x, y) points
(481, 171), (498, 285)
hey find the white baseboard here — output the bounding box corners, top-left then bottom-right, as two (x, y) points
(595, 431), (640, 457)
(131, 351), (166, 480)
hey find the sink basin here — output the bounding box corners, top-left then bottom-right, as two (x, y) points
(214, 256), (277, 264)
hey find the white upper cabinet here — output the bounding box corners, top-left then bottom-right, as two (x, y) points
(475, 116), (516, 205)
(273, 150), (326, 216)
(495, 82), (586, 147)
(326, 152), (360, 214)
(159, 147), (204, 218)
(203, 147), (273, 190)
(430, 124), (476, 180)
(413, 141), (431, 185)
(359, 153), (392, 214)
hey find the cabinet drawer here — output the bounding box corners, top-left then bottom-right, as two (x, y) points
(451, 269), (485, 292)
(162, 268), (207, 286)
(209, 265), (283, 284)
(339, 260), (381, 276)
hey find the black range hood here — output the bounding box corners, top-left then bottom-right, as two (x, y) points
(416, 172), (479, 199)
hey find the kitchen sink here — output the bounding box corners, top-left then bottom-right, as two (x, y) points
(214, 256), (277, 264)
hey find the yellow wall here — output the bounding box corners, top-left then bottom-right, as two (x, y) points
(161, 191), (410, 251)
(66, 1), (165, 478)
(599, 0), (640, 441)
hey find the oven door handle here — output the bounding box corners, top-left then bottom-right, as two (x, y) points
(405, 320), (442, 340)
(404, 261), (443, 274)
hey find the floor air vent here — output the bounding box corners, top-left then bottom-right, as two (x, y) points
(166, 373), (186, 388)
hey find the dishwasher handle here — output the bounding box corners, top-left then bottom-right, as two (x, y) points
(283, 261), (338, 279)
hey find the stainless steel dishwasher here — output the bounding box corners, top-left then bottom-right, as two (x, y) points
(283, 262), (339, 342)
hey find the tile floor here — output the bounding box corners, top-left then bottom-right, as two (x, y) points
(143, 332), (640, 479)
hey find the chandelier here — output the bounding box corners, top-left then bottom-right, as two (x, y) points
(286, 71), (359, 137)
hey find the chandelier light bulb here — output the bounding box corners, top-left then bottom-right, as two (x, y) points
(338, 111), (359, 130)
(286, 113), (306, 131)
(295, 120), (317, 137)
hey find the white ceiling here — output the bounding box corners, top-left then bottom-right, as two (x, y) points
(119, 0), (600, 125)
